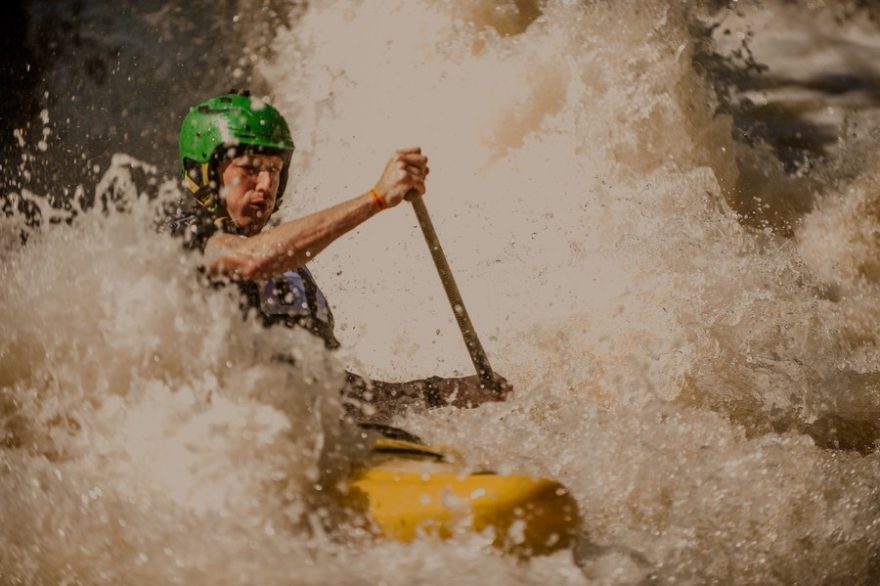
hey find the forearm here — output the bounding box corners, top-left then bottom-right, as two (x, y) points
(208, 192), (379, 280)
(342, 372), (445, 422)
(343, 372), (429, 405)
(341, 370), (509, 422)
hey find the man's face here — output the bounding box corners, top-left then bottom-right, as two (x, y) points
(219, 152), (284, 233)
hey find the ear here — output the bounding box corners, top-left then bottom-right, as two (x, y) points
(217, 158), (232, 185)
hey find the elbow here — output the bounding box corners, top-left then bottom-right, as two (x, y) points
(208, 255), (267, 281)
(237, 257), (269, 281)
(205, 237), (276, 281)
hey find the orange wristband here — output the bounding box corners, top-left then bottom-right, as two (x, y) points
(370, 188), (387, 211)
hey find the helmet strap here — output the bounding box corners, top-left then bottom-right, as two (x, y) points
(183, 160), (222, 214)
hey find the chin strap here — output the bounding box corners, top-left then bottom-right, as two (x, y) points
(183, 161), (222, 214)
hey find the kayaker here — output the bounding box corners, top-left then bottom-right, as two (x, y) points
(167, 90), (510, 420)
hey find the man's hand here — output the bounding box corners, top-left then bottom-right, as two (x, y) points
(373, 147), (430, 208)
(425, 373), (513, 409)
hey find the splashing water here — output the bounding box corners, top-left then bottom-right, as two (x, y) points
(4, 0), (880, 584)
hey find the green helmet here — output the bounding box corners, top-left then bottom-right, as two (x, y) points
(178, 90), (295, 214)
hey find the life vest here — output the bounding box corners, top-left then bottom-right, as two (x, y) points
(258, 266), (340, 349)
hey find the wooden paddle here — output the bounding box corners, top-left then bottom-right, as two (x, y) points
(406, 190), (502, 393)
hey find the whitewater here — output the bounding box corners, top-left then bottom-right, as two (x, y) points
(3, 0), (880, 584)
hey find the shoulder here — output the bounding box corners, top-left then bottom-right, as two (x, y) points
(165, 200), (236, 252)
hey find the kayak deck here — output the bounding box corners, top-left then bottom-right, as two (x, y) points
(344, 436), (580, 557)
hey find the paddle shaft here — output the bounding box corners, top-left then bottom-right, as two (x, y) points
(407, 192), (499, 391)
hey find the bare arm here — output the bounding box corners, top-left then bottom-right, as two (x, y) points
(205, 147), (429, 281)
(206, 191), (378, 281)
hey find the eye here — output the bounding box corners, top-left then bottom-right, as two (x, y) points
(256, 166), (281, 176)
(237, 162), (280, 176)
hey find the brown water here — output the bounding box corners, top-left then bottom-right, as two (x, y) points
(3, 1), (880, 584)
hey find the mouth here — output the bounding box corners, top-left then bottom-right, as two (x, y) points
(249, 200), (270, 217)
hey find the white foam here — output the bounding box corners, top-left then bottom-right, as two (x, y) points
(4, 0), (880, 583)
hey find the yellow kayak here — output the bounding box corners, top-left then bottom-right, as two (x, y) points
(344, 426), (580, 557)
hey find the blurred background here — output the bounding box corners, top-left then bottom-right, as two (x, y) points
(4, 0), (880, 225)
(0, 0), (301, 202)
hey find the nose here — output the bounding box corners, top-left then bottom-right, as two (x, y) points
(256, 169), (274, 192)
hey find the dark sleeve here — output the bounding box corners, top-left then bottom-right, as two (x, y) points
(164, 201), (223, 252)
(341, 371), (444, 423)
